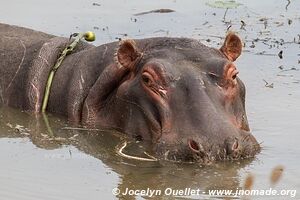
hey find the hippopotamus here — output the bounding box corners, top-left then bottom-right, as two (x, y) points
(0, 23), (260, 163)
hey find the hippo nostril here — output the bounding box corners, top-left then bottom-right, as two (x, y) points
(188, 139), (200, 153)
(232, 138), (239, 151)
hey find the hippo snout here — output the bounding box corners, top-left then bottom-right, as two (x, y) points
(155, 131), (260, 163)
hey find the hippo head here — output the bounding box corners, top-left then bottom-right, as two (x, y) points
(94, 33), (260, 163)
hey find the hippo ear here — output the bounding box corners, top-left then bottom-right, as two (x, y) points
(116, 39), (141, 68)
(220, 32), (242, 62)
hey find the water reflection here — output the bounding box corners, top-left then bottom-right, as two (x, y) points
(0, 106), (256, 199)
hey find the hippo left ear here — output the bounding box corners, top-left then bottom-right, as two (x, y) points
(116, 39), (142, 69)
(220, 32), (242, 62)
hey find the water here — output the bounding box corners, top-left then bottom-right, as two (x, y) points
(0, 0), (299, 199)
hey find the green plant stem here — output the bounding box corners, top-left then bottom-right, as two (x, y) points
(41, 33), (84, 112)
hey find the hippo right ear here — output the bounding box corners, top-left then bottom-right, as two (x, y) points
(220, 32), (242, 62)
(116, 39), (142, 69)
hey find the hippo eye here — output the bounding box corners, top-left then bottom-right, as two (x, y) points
(225, 64), (239, 82)
(232, 71), (239, 80)
(143, 76), (150, 84)
(141, 72), (154, 86)
(231, 71), (239, 85)
(232, 74), (237, 80)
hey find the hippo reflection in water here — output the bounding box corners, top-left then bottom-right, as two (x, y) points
(0, 23), (260, 163)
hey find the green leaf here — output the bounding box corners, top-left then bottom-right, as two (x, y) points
(206, 0), (242, 9)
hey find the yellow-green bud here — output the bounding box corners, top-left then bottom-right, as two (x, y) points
(84, 31), (96, 42)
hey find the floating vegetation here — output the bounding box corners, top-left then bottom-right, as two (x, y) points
(263, 79), (274, 88)
(206, 0), (242, 9)
(134, 9), (175, 16)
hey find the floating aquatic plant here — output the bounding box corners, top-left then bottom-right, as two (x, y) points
(206, 0), (242, 9)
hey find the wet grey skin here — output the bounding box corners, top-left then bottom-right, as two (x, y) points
(0, 23), (260, 163)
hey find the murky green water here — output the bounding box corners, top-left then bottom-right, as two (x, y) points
(0, 0), (299, 199)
